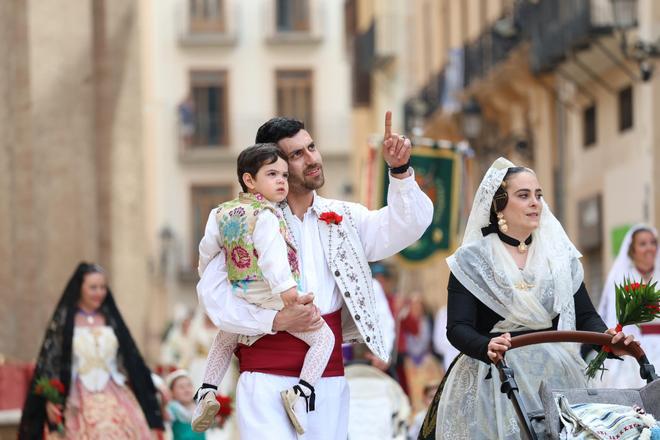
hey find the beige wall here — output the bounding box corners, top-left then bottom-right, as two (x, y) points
(0, 1), (153, 362)
(563, 66), (655, 271)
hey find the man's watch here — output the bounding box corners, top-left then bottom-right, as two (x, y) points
(389, 159), (411, 174)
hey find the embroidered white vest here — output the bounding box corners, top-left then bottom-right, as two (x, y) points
(282, 196), (390, 363)
(237, 196), (390, 363)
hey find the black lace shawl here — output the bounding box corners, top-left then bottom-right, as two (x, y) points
(18, 262), (164, 439)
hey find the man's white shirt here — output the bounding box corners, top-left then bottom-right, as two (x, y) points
(197, 170), (433, 336)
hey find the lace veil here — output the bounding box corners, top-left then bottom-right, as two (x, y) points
(447, 157), (584, 333)
(597, 224), (660, 330)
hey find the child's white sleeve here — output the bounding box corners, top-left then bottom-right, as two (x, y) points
(197, 253), (277, 335)
(253, 210), (298, 294)
(198, 208), (223, 277)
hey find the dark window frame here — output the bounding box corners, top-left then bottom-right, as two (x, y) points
(618, 85), (633, 132)
(275, 0), (310, 33)
(583, 104), (596, 148)
(189, 0), (225, 33)
(276, 69), (314, 134)
(188, 70), (229, 148)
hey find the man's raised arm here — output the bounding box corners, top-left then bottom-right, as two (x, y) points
(353, 111), (433, 261)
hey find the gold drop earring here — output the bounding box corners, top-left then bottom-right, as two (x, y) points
(497, 212), (508, 233)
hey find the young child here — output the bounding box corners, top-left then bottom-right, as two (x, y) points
(192, 143), (335, 435)
(166, 370), (206, 440)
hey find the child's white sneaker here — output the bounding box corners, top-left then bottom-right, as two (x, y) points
(191, 387), (220, 432)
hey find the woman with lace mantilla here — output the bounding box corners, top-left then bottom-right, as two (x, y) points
(418, 158), (636, 439)
(19, 263), (164, 439)
(596, 224), (660, 388)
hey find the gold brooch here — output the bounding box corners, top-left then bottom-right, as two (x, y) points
(514, 280), (535, 290)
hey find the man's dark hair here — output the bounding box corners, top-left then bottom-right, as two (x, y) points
(255, 117), (305, 144)
(237, 143), (287, 192)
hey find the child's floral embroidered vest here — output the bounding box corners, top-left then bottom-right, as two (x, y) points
(215, 192), (300, 284)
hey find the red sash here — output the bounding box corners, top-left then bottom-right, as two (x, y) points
(235, 309), (344, 377)
(640, 323), (660, 335)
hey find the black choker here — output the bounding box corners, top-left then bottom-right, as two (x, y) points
(497, 230), (532, 253)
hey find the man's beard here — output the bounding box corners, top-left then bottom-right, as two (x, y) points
(290, 164), (325, 193)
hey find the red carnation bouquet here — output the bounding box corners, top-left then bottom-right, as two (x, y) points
(34, 377), (66, 434)
(215, 394), (233, 428)
(586, 278), (660, 379)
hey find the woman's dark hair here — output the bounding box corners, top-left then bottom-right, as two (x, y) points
(628, 228), (657, 259)
(237, 143), (288, 192)
(255, 117), (305, 144)
(487, 167), (532, 230)
(18, 262), (164, 438)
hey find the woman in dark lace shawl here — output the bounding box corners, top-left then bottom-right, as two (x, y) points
(19, 262), (164, 439)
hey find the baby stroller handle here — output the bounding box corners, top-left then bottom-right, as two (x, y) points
(505, 330), (658, 382)
(508, 330), (644, 359)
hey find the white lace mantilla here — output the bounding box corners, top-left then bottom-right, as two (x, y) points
(437, 157), (588, 439)
(447, 157), (583, 333)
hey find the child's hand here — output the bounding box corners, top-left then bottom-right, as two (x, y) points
(297, 292), (314, 304)
(281, 288), (298, 308)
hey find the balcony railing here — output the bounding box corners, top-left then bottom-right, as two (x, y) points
(404, 69), (446, 133)
(518, 0), (618, 73)
(463, 22), (521, 87)
(403, 0), (628, 129)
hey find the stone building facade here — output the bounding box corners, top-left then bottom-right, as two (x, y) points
(0, 0), (156, 363)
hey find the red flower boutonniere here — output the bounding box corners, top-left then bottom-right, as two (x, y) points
(319, 211), (343, 225)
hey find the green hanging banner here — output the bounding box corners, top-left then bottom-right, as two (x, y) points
(380, 147), (461, 265)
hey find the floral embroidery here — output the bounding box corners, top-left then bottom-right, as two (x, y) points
(217, 194), (300, 287)
(231, 246), (251, 269)
(228, 207), (245, 217)
(319, 211), (343, 225)
(287, 248), (299, 274)
(309, 199), (388, 361)
(222, 217), (246, 243)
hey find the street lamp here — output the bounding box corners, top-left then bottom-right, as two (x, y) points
(610, 0), (660, 81)
(461, 98), (483, 141)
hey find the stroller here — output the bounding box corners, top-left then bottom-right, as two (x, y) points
(496, 330), (660, 439)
